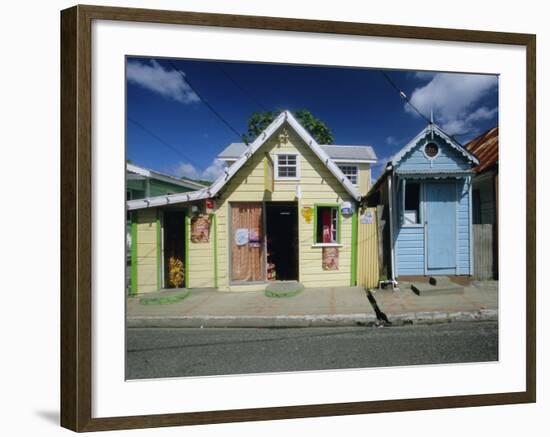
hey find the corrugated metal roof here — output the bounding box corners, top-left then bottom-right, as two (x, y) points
(218, 142), (377, 162)
(465, 127), (498, 174)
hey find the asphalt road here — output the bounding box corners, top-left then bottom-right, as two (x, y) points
(126, 321), (498, 379)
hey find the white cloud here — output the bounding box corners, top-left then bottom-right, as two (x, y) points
(173, 159), (225, 182)
(413, 71), (436, 81)
(406, 73), (498, 134)
(127, 60), (200, 104)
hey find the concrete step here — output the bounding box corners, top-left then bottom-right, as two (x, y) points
(411, 280), (464, 296)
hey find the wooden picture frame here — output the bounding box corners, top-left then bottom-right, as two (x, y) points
(60, 4), (536, 432)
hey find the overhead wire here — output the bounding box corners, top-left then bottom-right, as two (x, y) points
(127, 117), (204, 170)
(380, 70), (472, 145)
(165, 59), (244, 140)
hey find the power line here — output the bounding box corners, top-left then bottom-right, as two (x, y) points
(165, 59), (244, 140)
(214, 63), (270, 112)
(380, 71), (469, 145)
(127, 117), (204, 170)
(381, 71), (431, 124)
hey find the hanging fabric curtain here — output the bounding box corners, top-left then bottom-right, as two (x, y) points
(231, 203), (264, 282)
(322, 208), (332, 243)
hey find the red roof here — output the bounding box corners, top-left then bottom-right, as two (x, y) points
(465, 127), (498, 174)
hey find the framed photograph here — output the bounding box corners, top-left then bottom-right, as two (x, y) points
(60, 4), (536, 432)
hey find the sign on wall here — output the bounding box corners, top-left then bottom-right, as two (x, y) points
(301, 206), (313, 224)
(190, 214), (211, 243)
(322, 247), (339, 270)
(360, 211), (373, 225)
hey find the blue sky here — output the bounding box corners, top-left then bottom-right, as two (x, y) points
(126, 57), (498, 181)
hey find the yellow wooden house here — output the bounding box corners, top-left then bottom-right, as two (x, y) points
(127, 110), (379, 294)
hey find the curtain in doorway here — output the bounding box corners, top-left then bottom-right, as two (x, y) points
(231, 203), (264, 282)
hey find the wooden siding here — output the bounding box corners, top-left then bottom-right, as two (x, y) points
(472, 174), (496, 224)
(396, 135), (472, 172)
(456, 179), (471, 275)
(135, 208), (158, 293)
(186, 214), (217, 288)
(357, 207), (379, 288)
(473, 224), (496, 280)
(357, 163), (371, 195)
(396, 226), (425, 275)
(215, 125), (354, 290)
(394, 179), (472, 276)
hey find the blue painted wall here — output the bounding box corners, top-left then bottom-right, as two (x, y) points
(396, 135), (471, 172)
(393, 131), (473, 277)
(456, 179), (471, 275)
(395, 225), (425, 275)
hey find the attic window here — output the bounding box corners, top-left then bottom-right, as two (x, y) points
(275, 154), (299, 179)
(424, 143), (439, 158)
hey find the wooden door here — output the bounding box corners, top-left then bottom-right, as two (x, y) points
(231, 203), (264, 282)
(426, 182), (456, 270)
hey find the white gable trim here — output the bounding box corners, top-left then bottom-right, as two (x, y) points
(127, 111), (362, 210)
(391, 124), (480, 167)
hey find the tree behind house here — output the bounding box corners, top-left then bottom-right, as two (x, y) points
(242, 110), (334, 145)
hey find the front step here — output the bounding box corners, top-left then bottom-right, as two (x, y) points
(411, 277), (464, 296)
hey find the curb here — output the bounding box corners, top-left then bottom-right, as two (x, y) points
(386, 309), (498, 326)
(126, 309), (497, 328)
(127, 314), (378, 328)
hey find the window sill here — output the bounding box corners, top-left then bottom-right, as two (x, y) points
(402, 223), (424, 228)
(312, 243), (343, 248)
(275, 177), (300, 181)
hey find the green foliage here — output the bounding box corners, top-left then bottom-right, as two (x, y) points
(242, 110), (334, 145)
(139, 290), (192, 305)
(264, 283), (305, 298)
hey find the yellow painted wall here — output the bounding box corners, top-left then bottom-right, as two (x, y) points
(135, 208), (158, 293)
(215, 125), (355, 290)
(357, 207), (380, 288)
(357, 163), (371, 195)
(186, 214), (217, 288)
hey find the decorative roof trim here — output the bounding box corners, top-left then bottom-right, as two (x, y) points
(127, 110), (362, 210)
(391, 124), (480, 167)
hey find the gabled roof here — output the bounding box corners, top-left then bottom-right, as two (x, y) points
(127, 111), (365, 210)
(219, 142), (377, 163)
(127, 163), (207, 190)
(391, 123), (480, 167)
(465, 127), (498, 174)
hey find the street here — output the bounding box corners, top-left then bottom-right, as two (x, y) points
(126, 321), (498, 379)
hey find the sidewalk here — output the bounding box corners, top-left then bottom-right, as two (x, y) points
(369, 280), (498, 325)
(126, 280), (498, 328)
(127, 286), (376, 328)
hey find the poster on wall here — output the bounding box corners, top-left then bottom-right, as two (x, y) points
(322, 247), (339, 270)
(190, 214), (211, 243)
(301, 206), (313, 224)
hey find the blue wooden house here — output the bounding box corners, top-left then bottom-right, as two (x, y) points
(365, 123), (479, 280)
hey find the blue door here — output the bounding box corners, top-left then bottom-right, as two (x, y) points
(426, 182), (456, 271)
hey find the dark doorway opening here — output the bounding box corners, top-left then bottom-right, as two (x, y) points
(163, 210), (186, 288)
(266, 202), (299, 281)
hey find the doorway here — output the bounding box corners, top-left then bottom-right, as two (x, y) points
(230, 202), (264, 282)
(266, 202), (299, 281)
(163, 210), (186, 288)
(425, 182), (456, 271)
